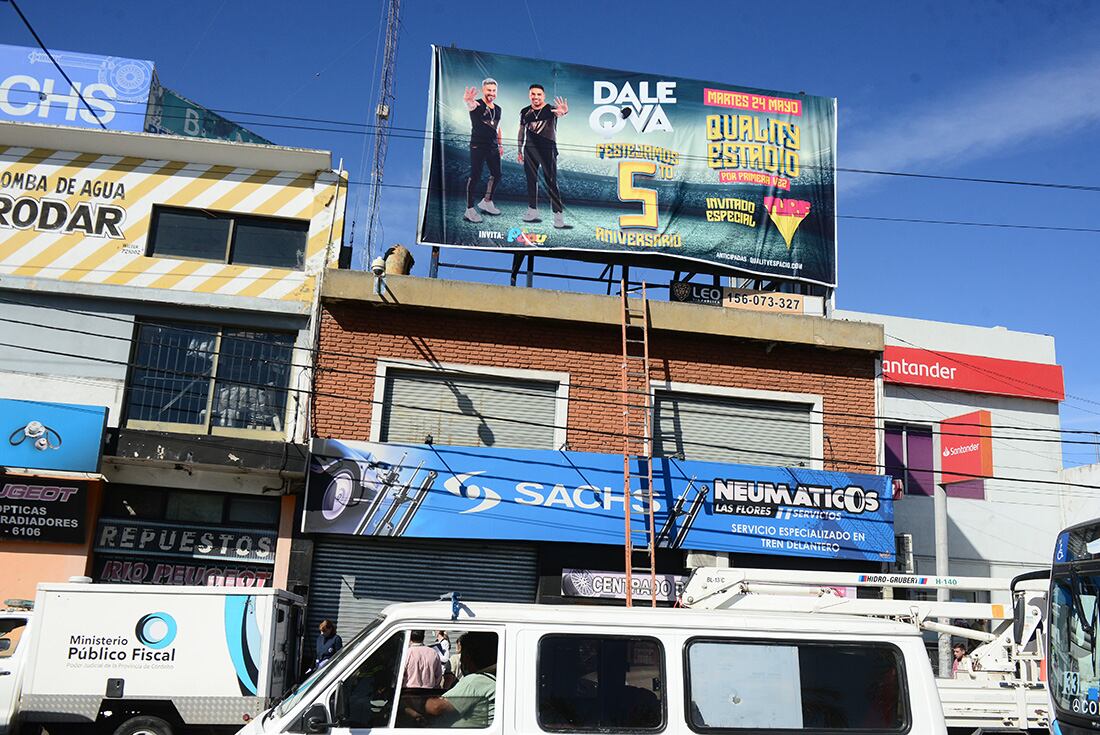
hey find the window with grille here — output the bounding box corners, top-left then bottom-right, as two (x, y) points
(125, 321), (294, 436)
(148, 206), (309, 270)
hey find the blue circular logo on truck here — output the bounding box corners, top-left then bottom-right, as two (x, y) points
(135, 612), (177, 649)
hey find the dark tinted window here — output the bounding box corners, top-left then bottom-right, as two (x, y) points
(150, 208), (231, 261)
(228, 496), (281, 526)
(686, 640), (906, 731)
(232, 217), (308, 269)
(165, 490), (224, 523)
(538, 635), (664, 732)
(101, 486), (167, 519)
(149, 206), (307, 270)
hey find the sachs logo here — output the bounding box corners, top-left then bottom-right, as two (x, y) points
(443, 472), (501, 514)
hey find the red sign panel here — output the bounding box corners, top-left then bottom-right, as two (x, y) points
(940, 410), (994, 485)
(882, 346), (1064, 401)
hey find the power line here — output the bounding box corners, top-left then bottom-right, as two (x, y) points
(5, 88), (1100, 197)
(2, 0), (108, 131)
(1, 293), (1094, 442)
(1, 334), (1098, 492)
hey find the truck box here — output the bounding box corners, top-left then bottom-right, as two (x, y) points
(12, 583), (303, 733)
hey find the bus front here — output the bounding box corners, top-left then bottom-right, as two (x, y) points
(1050, 521), (1100, 734)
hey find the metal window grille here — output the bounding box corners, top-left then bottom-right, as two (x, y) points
(125, 322), (293, 434)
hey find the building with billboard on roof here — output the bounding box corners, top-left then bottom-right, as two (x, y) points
(0, 119), (346, 599)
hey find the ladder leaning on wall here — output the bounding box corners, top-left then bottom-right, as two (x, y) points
(619, 278), (658, 607)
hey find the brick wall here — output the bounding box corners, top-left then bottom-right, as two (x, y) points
(314, 302), (878, 471)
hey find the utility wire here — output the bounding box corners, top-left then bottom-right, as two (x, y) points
(1, 336), (1098, 492)
(0, 294), (1094, 442)
(2, 0), (108, 131)
(4, 87), (1100, 196)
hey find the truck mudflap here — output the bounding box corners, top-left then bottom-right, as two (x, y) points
(19, 694), (273, 725)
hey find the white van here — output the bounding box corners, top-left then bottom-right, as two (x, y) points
(241, 599), (946, 735)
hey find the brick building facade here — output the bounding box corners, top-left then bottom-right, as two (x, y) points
(296, 271), (888, 631)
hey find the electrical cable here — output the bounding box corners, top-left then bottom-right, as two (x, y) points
(1, 0), (108, 130)
(0, 294), (1093, 442)
(1, 336), (1098, 492)
(4, 88), (1100, 196)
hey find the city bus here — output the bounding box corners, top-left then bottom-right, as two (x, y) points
(1049, 518), (1100, 735)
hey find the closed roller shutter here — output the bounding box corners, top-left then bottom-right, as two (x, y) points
(307, 537), (538, 640)
(654, 391), (813, 467)
(380, 369), (559, 449)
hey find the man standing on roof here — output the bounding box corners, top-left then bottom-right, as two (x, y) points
(462, 79), (504, 224)
(517, 83), (569, 229)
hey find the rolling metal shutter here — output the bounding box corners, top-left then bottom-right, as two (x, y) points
(379, 369), (559, 449)
(653, 391), (813, 467)
(307, 537), (538, 640)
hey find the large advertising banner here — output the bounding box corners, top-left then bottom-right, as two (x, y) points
(0, 398), (107, 473)
(0, 44), (154, 132)
(419, 47), (837, 286)
(305, 440), (893, 562)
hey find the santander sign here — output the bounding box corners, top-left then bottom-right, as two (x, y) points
(882, 346), (1064, 401)
(940, 410), (993, 485)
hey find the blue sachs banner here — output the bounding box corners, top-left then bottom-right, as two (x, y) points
(305, 440), (893, 562)
(0, 43), (154, 131)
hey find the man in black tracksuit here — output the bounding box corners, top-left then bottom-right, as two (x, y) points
(462, 78), (503, 224)
(517, 83), (569, 229)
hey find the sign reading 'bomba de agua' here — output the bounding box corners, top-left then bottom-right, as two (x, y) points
(419, 47), (837, 286)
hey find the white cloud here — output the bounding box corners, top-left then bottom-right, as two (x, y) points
(841, 49), (1100, 193)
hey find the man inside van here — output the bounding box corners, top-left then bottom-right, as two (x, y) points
(423, 631), (497, 727)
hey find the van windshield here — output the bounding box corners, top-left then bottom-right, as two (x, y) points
(273, 617), (383, 719)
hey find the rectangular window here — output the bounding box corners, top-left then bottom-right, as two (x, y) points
(686, 639), (907, 732)
(125, 321), (294, 436)
(654, 391), (813, 467)
(538, 634), (664, 732)
(885, 424), (983, 499)
(379, 369), (560, 449)
(148, 206), (308, 270)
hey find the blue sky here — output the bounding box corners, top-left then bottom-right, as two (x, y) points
(4, 0), (1099, 465)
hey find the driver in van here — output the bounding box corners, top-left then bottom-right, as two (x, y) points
(421, 632), (497, 727)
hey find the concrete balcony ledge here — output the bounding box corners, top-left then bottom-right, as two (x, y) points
(322, 271), (884, 353)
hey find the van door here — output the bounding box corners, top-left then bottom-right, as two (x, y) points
(0, 614), (30, 733)
(322, 626), (505, 735)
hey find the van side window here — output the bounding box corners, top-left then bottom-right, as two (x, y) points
(685, 640), (907, 732)
(396, 629), (499, 729)
(538, 635), (664, 732)
(0, 618), (27, 658)
(339, 632), (405, 729)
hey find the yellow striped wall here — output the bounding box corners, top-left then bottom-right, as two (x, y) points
(0, 145), (346, 303)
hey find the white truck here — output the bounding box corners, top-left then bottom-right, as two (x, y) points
(680, 567), (1050, 735)
(0, 582), (304, 735)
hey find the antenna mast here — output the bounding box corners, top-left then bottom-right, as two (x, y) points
(365, 0), (402, 264)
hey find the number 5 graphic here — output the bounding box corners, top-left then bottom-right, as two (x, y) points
(618, 161), (658, 230)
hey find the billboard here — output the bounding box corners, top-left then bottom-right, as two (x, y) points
(940, 409), (992, 495)
(0, 474), (87, 543)
(304, 440), (894, 562)
(0, 44), (154, 132)
(0, 398), (107, 473)
(418, 46), (837, 286)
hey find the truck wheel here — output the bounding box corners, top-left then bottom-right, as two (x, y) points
(111, 716), (174, 735)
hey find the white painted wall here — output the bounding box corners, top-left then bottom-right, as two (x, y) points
(1059, 463), (1100, 526)
(837, 310), (1064, 580)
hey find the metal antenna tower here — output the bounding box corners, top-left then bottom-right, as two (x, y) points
(364, 0), (401, 265)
